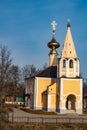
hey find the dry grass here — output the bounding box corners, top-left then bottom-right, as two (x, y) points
(83, 109), (87, 114)
(1, 104), (19, 113)
(20, 107), (57, 115)
(0, 121), (87, 130)
(4, 103), (19, 108)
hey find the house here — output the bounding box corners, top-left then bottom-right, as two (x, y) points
(5, 86), (25, 105)
(83, 83), (87, 108)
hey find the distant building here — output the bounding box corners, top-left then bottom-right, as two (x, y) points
(5, 87), (25, 105)
(5, 95), (16, 104)
(25, 21), (83, 114)
(83, 83), (87, 109)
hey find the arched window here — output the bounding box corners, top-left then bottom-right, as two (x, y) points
(69, 60), (73, 68)
(63, 60), (66, 68)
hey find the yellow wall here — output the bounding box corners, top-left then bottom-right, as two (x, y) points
(36, 78), (59, 108)
(62, 79), (81, 99)
(48, 83), (59, 109)
(35, 77), (82, 111)
(48, 83), (58, 94)
(51, 95), (56, 108)
(37, 78), (55, 107)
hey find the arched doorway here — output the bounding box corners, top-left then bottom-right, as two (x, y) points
(66, 94), (76, 110)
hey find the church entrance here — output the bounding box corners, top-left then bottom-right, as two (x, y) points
(66, 94), (76, 110)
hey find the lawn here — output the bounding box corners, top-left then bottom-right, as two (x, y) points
(20, 107), (57, 115)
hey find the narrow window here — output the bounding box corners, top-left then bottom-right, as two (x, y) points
(69, 60), (73, 68)
(63, 60), (66, 68)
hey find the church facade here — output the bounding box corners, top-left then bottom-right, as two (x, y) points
(25, 21), (83, 114)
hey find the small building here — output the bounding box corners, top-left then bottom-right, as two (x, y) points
(5, 87), (25, 105)
(25, 21), (83, 114)
(83, 83), (87, 109)
(5, 95), (16, 104)
(16, 96), (24, 105)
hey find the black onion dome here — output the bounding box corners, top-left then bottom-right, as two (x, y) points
(67, 22), (71, 28)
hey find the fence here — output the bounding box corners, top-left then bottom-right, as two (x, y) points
(1, 112), (87, 124)
(9, 116), (87, 124)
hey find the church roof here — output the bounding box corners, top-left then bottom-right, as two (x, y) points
(26, 66), (57, 79)
(61, 21), (77, 58)
(36, 66), (57, 78)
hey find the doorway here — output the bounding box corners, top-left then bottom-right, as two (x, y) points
(66, 94), (76, 110)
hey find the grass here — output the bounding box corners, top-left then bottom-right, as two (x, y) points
(3, 104), (87, 116)
(83, 109), (87, 114)
(0, 121), (87, 130)
(1, 104), (19, 113)
(20, 107), (87, 115)
(20, 107), (57, 115)
(4, 103), (19, 108)
(2, 107), (13, 113)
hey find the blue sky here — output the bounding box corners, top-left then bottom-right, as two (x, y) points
(0, 0), (87, 79)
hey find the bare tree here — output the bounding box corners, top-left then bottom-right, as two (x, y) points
(0, 45), (13, 109)
(0, 45), (12, 92)
(22, 64), (37, 79)
(10, 65), (20, 88)
(43, 63), (48, 69)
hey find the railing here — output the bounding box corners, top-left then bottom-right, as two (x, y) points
(2, 113), (87, 124)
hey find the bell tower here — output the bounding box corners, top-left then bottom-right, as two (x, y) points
(59, 20), (83, 114)
(48, 21), (60, 66)
(59, 20), (79, 77)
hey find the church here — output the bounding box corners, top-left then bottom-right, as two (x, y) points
(25, 20), (83, 114)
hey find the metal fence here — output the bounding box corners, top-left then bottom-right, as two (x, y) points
(2, 112), (87, 124)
